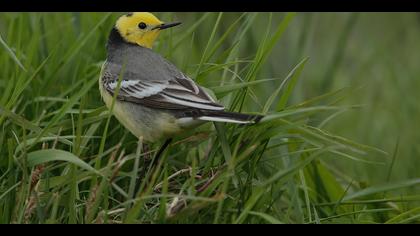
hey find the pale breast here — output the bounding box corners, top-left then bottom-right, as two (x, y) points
(99, 75), (185, 142)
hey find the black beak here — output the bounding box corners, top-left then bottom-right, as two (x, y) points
(153, 22), (182, 30)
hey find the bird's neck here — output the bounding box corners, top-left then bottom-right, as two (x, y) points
(107, 27), (133, 49)
(107, 27), (155, 51)
(106, 28), (156, 65)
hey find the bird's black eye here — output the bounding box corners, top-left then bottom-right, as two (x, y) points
(138, 22), (147, 29)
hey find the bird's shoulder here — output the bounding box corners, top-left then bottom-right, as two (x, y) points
(106, 44), (182, 82)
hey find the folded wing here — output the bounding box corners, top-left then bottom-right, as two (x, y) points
(103, 71), (225, 111)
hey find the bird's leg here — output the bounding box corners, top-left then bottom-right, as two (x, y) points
(135, 138), (173, 195)
(150, 138), (173, 167)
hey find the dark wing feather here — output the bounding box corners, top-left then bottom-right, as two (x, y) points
(102, 70), (224, 111)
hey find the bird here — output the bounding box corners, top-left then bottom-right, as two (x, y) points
(99, 12), (263, 145)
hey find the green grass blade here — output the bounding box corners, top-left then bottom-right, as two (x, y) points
(276, 57), (308, 111)
(27, 149), (100, 175)
(0, 33), (27, 72)
(344, 178), (420, 201)
(263, 57), (308, 113)
(248, 211), (284, 224)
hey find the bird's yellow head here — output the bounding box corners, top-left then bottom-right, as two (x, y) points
(115, 12), (181, 49)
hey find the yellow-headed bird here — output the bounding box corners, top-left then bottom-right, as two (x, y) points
(99, 12), (263, 143)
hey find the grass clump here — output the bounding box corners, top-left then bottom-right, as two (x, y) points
(0, 12), (419, 224)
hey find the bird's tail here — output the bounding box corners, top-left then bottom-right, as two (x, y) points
(197, 110), (264, 124)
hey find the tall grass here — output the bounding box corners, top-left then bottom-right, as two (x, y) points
(0, 12), (419, 224)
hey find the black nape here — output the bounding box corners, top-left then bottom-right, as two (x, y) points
(107, 28), (125, 47)
(107, 27), (138, 49)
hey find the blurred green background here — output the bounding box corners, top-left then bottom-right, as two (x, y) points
(273, 13), (420, 183)
(1, 12), (419, 223)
